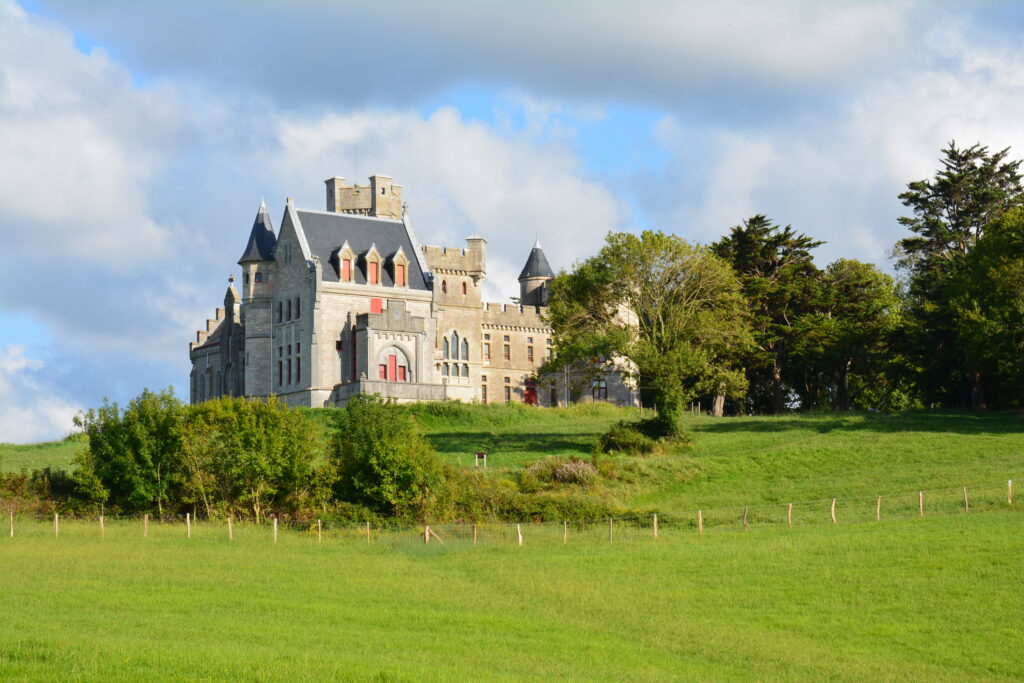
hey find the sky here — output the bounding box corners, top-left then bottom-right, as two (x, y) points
(3, 0), (1024, 442)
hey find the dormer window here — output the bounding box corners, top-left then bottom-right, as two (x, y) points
(333, 242), (356, 282)
(369, 262), (379, 284)
(363, 244), (382, 286)
(389, 247), (410, 288)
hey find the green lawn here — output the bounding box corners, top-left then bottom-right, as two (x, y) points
(1, 511), (1021, 680)
(0, 438), (83, 473)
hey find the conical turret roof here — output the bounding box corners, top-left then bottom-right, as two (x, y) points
(518, 238), (553, 280)
(238, 200), (277, 264)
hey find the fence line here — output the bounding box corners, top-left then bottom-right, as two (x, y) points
(2, 477), (1019, 544)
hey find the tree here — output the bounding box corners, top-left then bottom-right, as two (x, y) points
(712, 215), (822, 413)
(895, 142), (1024, 408)
(789, 260), (900, 410)
(545, 231), (752, 435)
(330, 395), (442, 518)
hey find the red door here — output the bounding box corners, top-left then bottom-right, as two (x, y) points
(388, 354), (397, 382)
(525, 380), (537, 405)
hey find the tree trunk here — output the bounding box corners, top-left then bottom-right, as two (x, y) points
(970, 370), (987, 410)
(772, 352), (784, 414)
(837, 359), (851, 411)
(712, 382), (726, 417)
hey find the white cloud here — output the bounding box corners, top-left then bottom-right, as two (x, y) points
(0, 345), (80, 444)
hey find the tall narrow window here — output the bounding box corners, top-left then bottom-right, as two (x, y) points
(296, 357), (301, 384)
(378, 364), (387, 380)
(287, 299), (292, 321)
(503, 344), (510, 361)
(461, 282), (467, 295)
(442, 338), (449, 359)
(287, 359), (292, 384)
(342, 258), (351, 282)
(397, 366), (407, 382)
(295, 297), (301, 319)
(395, 264), (406, 287)
(527, 346), (534, 363)
(462, 364), (469, 377)
(481, 384), (488, 403)
(369, 261), (379, 285)
(483, 343), (491, 360)
(441, 280), (448, 294)
(451, 332), (460, 360)
(461, 339), (469, 360)
(276, 302), (282, 323)
(442, 364), (449, 377)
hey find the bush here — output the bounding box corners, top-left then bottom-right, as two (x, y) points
(598, 419), (692, 455)
(552, 460), (599, 485)
(330, 395), (442, 519)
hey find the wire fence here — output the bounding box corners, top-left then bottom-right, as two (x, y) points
(2, 479), (1019, 546)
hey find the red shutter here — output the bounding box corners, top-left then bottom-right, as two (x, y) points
(397, 366), (406, 382)
(388, 354), (397, 382)
(369, 262), (379, 284)
(342, 259), (351, 281)
(396, 264), (405, 287)
(378, 364), (387, 380)
(370, 298), (383, 314)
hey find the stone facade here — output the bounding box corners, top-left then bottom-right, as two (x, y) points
(189, 177), (638, 409)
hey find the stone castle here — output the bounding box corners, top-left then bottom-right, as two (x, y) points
(189, 176), (637, 408)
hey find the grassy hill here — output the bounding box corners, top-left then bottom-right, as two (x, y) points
(0, 435), (84, 473)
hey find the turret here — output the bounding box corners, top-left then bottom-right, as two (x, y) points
(237, 200), (277, 397)
(518, 239), (553, 307)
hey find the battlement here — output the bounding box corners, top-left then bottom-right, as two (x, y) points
(482, 302), (548, 329)
(324, 175), (403, 219)
(422, 236), (486, 276)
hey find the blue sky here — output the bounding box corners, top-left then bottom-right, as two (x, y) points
(3, 0), (1024, 442)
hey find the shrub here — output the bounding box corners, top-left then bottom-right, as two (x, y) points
(552, 460), (598, 485)
(599, 421), (658, 455)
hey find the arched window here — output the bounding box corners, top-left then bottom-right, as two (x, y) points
(376, 346), (411, 382)
(461, 282), (467, 295)
(442, 280), (448, 294)
(461, 338), (469, 360)
(451, 332), (460, 360)
(442, 338), (449, 359)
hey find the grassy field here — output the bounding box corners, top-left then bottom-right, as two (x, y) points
(1, 510), (1021, 680)
(0, 437), (82, 473)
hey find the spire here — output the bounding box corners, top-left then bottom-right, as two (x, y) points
(238, 200), (277, 264)
(518, 241), (554, 280)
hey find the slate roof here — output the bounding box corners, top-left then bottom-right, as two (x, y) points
(238, 201), (277, 264)
(295, 210), (430, 290)
(518, 240), (554, 280)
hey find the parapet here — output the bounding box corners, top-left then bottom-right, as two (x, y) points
(422, 238), (486, 275)
(482, 302), (548, 329)
(324, 175), (403, 219)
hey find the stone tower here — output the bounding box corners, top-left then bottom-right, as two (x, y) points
(238, 200), (277, 397)
(518, 239), (553, 306)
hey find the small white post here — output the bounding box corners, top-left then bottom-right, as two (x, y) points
(317, 519), (322, 543)
(876, 496), (881, 521)
(830, 498), (836, 524)
(144, 513), (149, 538)
(697, 510), (703, 536)
(653, 514), (658, 539)
(1009, 480), (1013, 505)
(963, 487), (969, 513)
(562, 520), (567, 544)
(516, 523), (523, 546)
(608, 518), (613, 542)
(472, 524), (478, 545)
(54, 512), (59, 538)
(273, 517), (278, 543)
(787, 503), (793, 528)
(186, 512), (191, 538)
(919, 491), (924, 517)
(743, 506), (748, 532)
(99, 514), (105, 538)
(8, 509), (13, 538)
(424, 525), (430, 544)
(228, 516), (234, 541)
(366, 521), (371, 544)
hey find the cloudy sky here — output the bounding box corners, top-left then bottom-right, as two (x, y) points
(2, 0), (1024, 442)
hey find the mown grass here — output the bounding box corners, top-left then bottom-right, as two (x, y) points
(0, 510), (1021, 680)
(0, 436), (83, 473)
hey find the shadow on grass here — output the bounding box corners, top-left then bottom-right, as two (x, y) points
(426, 431), (596, 456)
(692, 410), (1024, 436)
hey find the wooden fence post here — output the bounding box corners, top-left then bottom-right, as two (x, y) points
(424, 525), (430, 544)
(919, 491), (924, 517)
(144, 513), (149, 538)
(963, 487), (969, 513)
(516, 523), (523, 547)
(9, 509), (13, 537)
(608, 518), (613, 542)
(186, 512), (191, 538)
(317, 519), (322, 544)
(1009, 480), (1013, 505)
(742, 506), (748, 532)
(54, 512), (59, 538)
(787, 503), (792, 528)
(653, 514), (658, 539)
(228, 516), (233, 541)
(273, 517), (278, 543)
(99, 514), (105, 539)
(472, 524), (478, 545)
(830, 498), (836, 524)
(697, 510), (703, 536)
(562, 520), (567, 544)
(365, 521), (371, 544)
(876, 496), (881, 521)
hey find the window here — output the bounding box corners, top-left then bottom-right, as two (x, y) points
(278, 346), (283, 358)
(255, 272), (263, 282)
(336, 340), (343, 352)
(451, 332), (460, 360)
(503, 344), (510, 361)
(481, 385), (488, 403)
(277, 361), (282, 386)
(527, 346), (534, 363)
(370, 298), (383, 314)
(527, 337), (533, 344)
(551, 389), (558, 406)
(287, 358), (292, 384)
(381, 186), (386, 195)
(397, 366), (407, 382)
(442, 280), (448, 294)
(483, 343), (490, 360)
(592, 379), (608, 400)
(442, 338), (449, 359)
(504, 386), (511, 403)
(295, 297), (301, 319)
(276, 302), (282, 323)
(287, 344), (292, 356)
(296, 343), (301, 354)
(462, 364), (469, 377)
(287, 299), (292, 321)
(461, 282), (467, 295)
(296, 357), (301, 383)
(342, 258), (352, 282)
(503, 335), (510, 342)
(461, 339), (469, 360)
(484, 333), (490, 340)
(379, 364), (387, 380)
(244, 273), (250, 285)
(442, 363), (449, 377)
(395, 263), (406, 287)
(369, 261), (379, 285)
